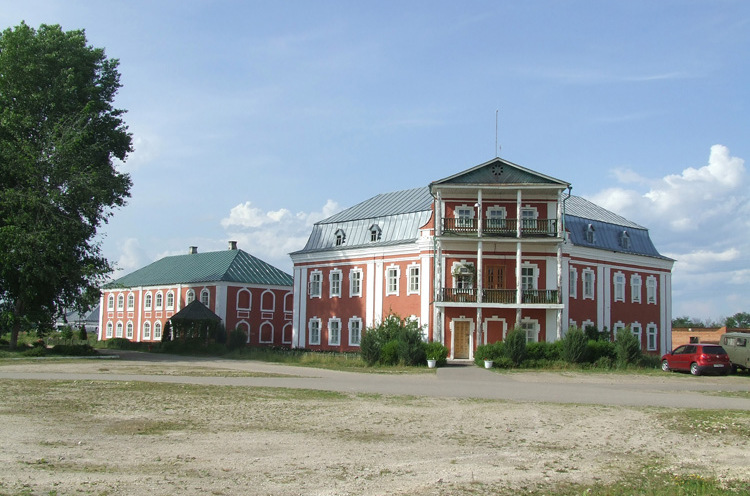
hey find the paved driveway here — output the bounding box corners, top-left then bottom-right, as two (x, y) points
(1, 350), (749, 410)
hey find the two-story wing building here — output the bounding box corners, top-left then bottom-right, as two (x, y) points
(290, 158), (674, 358)
(99, 242), (294, 345)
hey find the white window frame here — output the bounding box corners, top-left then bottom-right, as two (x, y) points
(646, 324), (658, 351)
(330, 269), (342, 298)
(143, 322), (151, 340)
(309, 270), (322, 298)
(107, 294), (115, 311)
(117, 294), (124, 310)
(369, 224), (381, 242)
(349, 268), (363, 297)
(154, 321), (162, 340)
(613, 321), (625, 336)
(630, 274), (642, 303)
(455, 205), (474, 228)
(127, 293), (135, 310)
(583, 269), (595, 300)
(115, 321), (123, 338)
(520, 318), (539, 343)
(521, 207), (538, 229)
(407, 264), (420, 295)
(613, 272), (625, 302)
(308, 318), (321, 346)
(261, 290), (275, 312)
(386, 266), (400, 296)
(200, 288), (210, 307)
(186, 289), (195, 304)
(328, 318), (341, 346)
(348, 317), (362, 346)
(646, 276), (657, 304)
(166, 291), (175, 310)
(106, 322), (113, 338)
(569, 267), (578, 299)
(631, 323), (642, 349)
(126, 321), (134, 339)
(155, 292), (163, 310)
(259, 322), (274, 344)
(486, 206), (507, 229)
(237, 288), (251, 311)
(334, 229), (346, 246)
(144, 292), (153, 310)
(521, 263), (537, 291)
(585, 224), (596, 243)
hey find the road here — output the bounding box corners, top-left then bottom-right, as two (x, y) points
(1, 350), (749, 410)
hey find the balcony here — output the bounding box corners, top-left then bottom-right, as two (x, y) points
(438, 288), (559, 305)
(441, 218), (558, 238)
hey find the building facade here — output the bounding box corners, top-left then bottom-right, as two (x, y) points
(99, 242), (294, 345)
(290, 158), (674, 358)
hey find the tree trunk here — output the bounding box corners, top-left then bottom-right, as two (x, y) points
(9, 300), (23, 351)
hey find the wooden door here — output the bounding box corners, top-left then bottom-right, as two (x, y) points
(484, 266), (505, 289)
(454, 321), (470, 359)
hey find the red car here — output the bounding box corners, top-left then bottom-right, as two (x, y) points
(661, 344), (731, 376)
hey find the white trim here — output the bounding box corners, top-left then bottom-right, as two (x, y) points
(329, 269), (342, 298)
(328, 317), (341, 346)
(308, 317), (322, 346)
(348, 317), (362, 347)
(259, 321), (274, 344)
(349, 268), (363, 297)
(309, 270), (323, 298)
(385, 265), (400, 296)
(407, 263), (420, 295)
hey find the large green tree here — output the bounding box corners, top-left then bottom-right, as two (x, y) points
(0, 22), (132, 349)
(725, 312), (750, 329)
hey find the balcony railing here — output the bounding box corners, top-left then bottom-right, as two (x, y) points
(438, 288), (559, 305)
(441, 218), (558, 237)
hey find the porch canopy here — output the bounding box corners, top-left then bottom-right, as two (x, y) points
(169, 300), (222, 342)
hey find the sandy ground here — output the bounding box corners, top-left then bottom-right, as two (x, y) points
(1, 355), (749, 495)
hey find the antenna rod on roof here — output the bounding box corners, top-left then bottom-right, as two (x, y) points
(495, 109), (500, 157)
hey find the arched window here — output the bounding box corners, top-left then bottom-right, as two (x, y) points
(166, 291), (175, 309)
(144, 293), (152, 310)
(154, 321), (162, 340)
(107, 294), (115, 311)
(186, 289), (195, 304)
(126, 321), (133, 339)
(259, 322), (274, 343)
(143, 322), (151, 340)
(200, 288), (210, 307)
(261, 290), (275, 311)
(127, 293), (135, 310)
(284, 292), (293, 313)
(155, 292), (163, 310)
(237, 289), (251, 310)
(106, 322), (113, 338)
(117, 294), (124, 310)
(115, 321), (123, 338)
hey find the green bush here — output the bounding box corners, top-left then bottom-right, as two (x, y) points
(78, 325), (88, 342)
(227, 328), (247, 351)
(475, 341), (504, 366)
(359, 314), (426, 366)
(103, 338), (143, 350)
(424, 341), (448, 366)
(49, 344), (97, 356)
(493, 356), (515, 369)
(615, 327), (642, 366)
(526, 340), (561, 361)
(561, 326), (588, 363)
(504, 327), (527, 366)
(587, 339), (616, 362)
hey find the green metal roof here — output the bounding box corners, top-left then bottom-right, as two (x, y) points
(107, 249), (293, 288)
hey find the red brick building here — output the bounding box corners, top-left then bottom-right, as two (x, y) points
(290, 157), (674, 358)
(99, 242), (293, 345)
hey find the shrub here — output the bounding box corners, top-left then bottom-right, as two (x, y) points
(359, 328), (381, 366)
(381, 340), (400, 365)
(561, 326), (588, 363)
(587, 339), (616, 362)
(526, 340), (561, 361)
(78, 325), (88, 342)
(227, 328), (247, 351)
(49, 344), (97, 356)
(60, 326), (74, 344)
(424, 341), (448, 366)
(504, 327), (527, 366)
(615, 327), (642, 366)
(475, 341), (504, 366)
(359, 314), (426, 366)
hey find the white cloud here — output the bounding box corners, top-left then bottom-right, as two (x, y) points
(114, 238), (149, 276)
(589, 145), (749, 321)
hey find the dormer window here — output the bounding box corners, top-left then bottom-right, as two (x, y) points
(620, 231), (631, 250)
(585, 224), (596, 243)
(334, 229), (346, 246)
(369, 224), (381, 242)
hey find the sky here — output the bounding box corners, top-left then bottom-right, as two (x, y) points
(2, 1), (749, 323)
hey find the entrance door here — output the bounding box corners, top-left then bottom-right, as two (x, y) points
(484, 266), (505, 289)
(454, 321), (471, 359)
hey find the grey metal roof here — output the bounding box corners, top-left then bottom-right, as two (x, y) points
(322, 187), (433, 223)
(565, 195), (645, 229)
(564, 196), (670, 260)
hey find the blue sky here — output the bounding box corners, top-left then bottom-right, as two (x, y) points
(3, 1), (749, 322)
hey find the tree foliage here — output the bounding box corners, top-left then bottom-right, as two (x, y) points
(725, 312), (750, 329)
(0, 23), (132, 349)
(360, 314), (426, 366)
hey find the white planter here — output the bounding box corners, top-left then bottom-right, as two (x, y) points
(427, 359), (437, 368)
(484, 360), (493, 369)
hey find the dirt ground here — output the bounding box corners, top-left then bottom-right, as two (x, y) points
(1, 357), (749, 495)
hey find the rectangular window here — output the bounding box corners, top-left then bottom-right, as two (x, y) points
(309, 271), (322, 298)
(350, 269), (362, 297)
(386, 267), (399, 295)
(408, 265), (420, 294)
(521, 266), (535, 291)
(309, 319), (321, 345)
(348, 318), (362, 346)
(569, 268), (577, 299)
(647, 324), (658, 351)
(631, 274), (642, 303)
(456, 207), (473, 228)
(330, 270), (341, 298)
(328, 319), (341, 346)
(583, 270), (595, 300)
(646, 276), (657, 304)
(486, 207), (506, 229)
(613, 273), (625, 302)
(521, 207), (537, 229)
(521, 321), (538, 343)
(631, 324), (642, 349)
